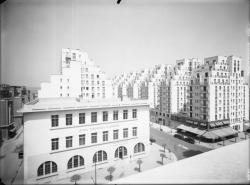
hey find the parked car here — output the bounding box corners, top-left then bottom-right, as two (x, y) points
(18, 152), (23, 159)
(173, 134), (184, 140)
(184, 137), (195, 144)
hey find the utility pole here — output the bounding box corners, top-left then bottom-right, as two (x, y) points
(94, 161), (97, 185)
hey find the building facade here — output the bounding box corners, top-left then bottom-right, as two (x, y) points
(19, 98), (150, 184)
(38, 48), (112, 99)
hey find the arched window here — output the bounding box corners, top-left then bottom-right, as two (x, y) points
(37, 161), (57, 177)
(134, 143), (145, 153)
(93, 150), (107, 163)
(115, 146), (128, 158)
(67, 155), (84, 169)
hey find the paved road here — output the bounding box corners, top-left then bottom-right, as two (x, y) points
(150, 127), (211, 160)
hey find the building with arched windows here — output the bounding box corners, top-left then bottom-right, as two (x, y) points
(19, 97), (149, 184)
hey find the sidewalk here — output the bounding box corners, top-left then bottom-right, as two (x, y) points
(150, 122), (250, 150)
(54, 143), (177, 184)
(0, 127), (24, 185)
(150, 122), (177, 135)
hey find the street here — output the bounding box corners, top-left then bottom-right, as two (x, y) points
(150, 127), (211, 160)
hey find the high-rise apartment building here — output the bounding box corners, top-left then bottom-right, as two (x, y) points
(112, 64), (172, 108)
(185, 55), (249, 131)
(38, 49), (112, 99)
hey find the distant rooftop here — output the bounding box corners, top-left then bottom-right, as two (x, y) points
(18, 97), (149, 113)
(113, 140), (249, 184)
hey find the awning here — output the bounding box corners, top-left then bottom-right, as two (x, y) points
(202, 127), (238, 140)
(177, 125), (205, 135)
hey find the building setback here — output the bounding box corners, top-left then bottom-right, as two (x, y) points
(19, 98), (150, 184)
(38, 48), (113, 99)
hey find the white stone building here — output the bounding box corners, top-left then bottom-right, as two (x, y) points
(185, 55), (249, 131)
(38, 48), (112, 99)
(19, 97), (150, 184)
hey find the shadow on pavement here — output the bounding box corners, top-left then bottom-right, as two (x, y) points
(182, 150), (203, 158)
(156, 161), (163, 165)
(134, 167), (140, 172)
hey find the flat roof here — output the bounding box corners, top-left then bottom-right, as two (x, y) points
(113, 140), (249, 184)
(18, 97), (149, 113)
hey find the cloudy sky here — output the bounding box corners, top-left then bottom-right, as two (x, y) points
(1, 0), (249, 87)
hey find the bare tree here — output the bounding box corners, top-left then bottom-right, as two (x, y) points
(160, 153), (166, 165)
(107, 166), (116, 181)
(137, 158), (143, 172)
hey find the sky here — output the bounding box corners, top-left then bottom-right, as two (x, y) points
(0, 0), (249, 88)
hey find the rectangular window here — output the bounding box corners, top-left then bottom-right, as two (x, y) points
(51, 138), (59, 150)
(132, 109), (137, 118)
(66, 114), (72, 125)
(123, 128), (128, 138)
(113, 110), (119, 120)
(66, 136), (72, 148)
(51, 115), (59, 127)
(79, 134), (85, 145)
(103, 111), (108, 122)
(103, 131), (108, 142)
(132, 127), (137, 137)
(91, 112), (97, 123)
(79, 113), (85, 124)
(91, 133), (97, 143)
(123, 110), (128, 119)
(113, 130), (118, 140)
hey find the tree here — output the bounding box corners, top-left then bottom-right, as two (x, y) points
(160, 153), (166, 165)
(70, 174), (81, 185)
(162, 144), (167, 153)
(107, 166), (116, 181)
(149, 138), (156, 145)
(137, 158), (143, 172)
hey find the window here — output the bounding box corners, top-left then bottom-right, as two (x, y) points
(134, 143), (145, 153)
(66, 136), (73, 148)
(67, 155), (84, 169)
(91, 112), (97, 123)
(123, 128), (128, 138)
(51, 138), (59, 150)
(91, 133), (97, 143)
(51, 115), (59, 127)
(79, 113), (85, 124)
(103, 131), (108, 142)
(37, 161), (57, 177)
(79, 134), (85, 145)
(123, 110), (128, 119)
(93, 150), (107, 163)
(103, 111), (108, 122)
(113, 110), (118, 120)
(115, 146), (127, 158)
(113, 130), (118, 140)
(132, 109), (137, 118)
(132, 127), (137, 136)
(66, 114), (72, 125)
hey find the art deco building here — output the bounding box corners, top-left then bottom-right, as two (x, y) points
(38, 49), (112, 99)
(186, 55), (249, 131)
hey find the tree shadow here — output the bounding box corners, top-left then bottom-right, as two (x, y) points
(182, 150), (203, 158)
(119, 172), (124, 178)
(104, 174), (113, 181)
(134, 167), (140, 172)
(159, 149), (165, 153)
(156, 160), (163, 165)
